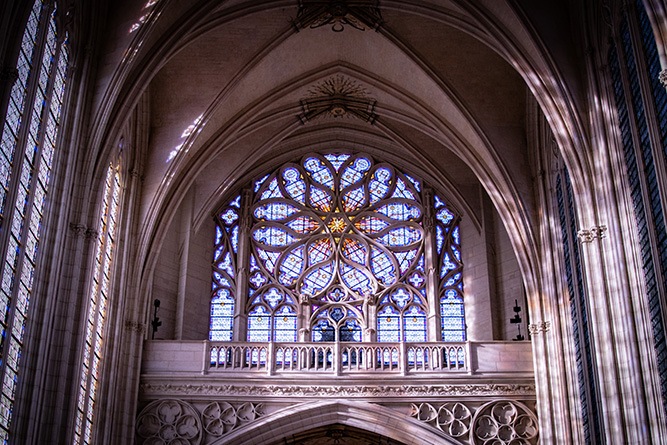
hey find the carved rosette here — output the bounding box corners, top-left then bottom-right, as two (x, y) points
(202, 401), (264, 437)
(471, 400), (538, 445)
(136, 399), (202, 445)
(411, 402), (472, 438)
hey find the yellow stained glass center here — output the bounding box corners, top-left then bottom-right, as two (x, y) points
(328, 217), (346, 233)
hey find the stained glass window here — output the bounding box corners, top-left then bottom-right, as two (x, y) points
(73, 161), (122, 445)
(211, 153), (465, 344)
(434, 195), (466, 341)
(210, 196), (239, 341)
(0, 2), (69, 441)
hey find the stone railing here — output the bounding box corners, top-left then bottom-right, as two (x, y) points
(142, 340), (533, 377)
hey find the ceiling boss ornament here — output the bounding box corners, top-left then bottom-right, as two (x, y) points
(293, 0), (382, 33)
(299, 75), (377, 123)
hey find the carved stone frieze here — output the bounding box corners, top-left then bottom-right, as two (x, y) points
(202, 401), (263, 437)
(411, 402), (472, 439)
(470, 400), (538, 444)
(299, 75), (377, 124)
(293, 0), (382, 33)
(140, 382), (536, 398)
(136, 399), (202, 445)
(69, 223), (87, 237)
(577, 224), (607, 243)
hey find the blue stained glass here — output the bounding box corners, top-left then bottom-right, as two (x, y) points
(309, 186), (332, 211)
(326, 287), (347, 302)
(263, 288), (283, 308)
(286, 215), (320, 234)
(254, 175), (269, 192)
(279, 246), (305, 285)
(231, 226), (239, 253)
(404, 306), (427, 342)
(215, 226), (223, 244)
(436, 208), (454, 225)
(391, 288), (411, 308)
(274, 306), (297, 342)
(391, 179), (415, 199)
(308, 238), (333, 264)
(253, 226), (295, 247)
(218, 252), (234, 277)
(257, 248), (280, 271)
(282, 168), (306, 204)
(354, 216), (389, 234)
(436, 225), (444, 254)
(408, 271), (425, 288)
(340, 264), (372, 294)
(370, 247), (396, 285)
(441, 253), (456, 277)
(261, 178), (283, 200)
(324, 153), (350, 172)
(254, 203), (298, 221)
(452, 244), (461, 261)
(302, 263), (334, 294)
(379, 226), (422, 246)
(376, 203), (421, 220)
(342, 238), (367, 265)
(313, 319), (335, 342)
(247, 306), (271, 342)
(369, 168), (391, 203)
(340, 157), (371, 188)
(340, 319), (362, 342)
(342, 187), (365, 212)
(304, 157), (334, 189)
(249, 271), (267, 288)
(404, 174), (421, 192)
(394, 249), (418, 274)
(377, 306), (400, 342)
(330, 307), (345, 322)
(452, 226), (460, 244)
(230, 195), (241, 208)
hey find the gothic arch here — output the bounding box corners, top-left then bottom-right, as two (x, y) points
(214, 400), (463, 445)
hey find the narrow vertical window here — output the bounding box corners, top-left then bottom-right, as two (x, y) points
(210, 196), (239, 342)
(608, 0), (667, 415)
(73, 162), (122, 445)
(0, 1), (69, 440)
(434, 195), (465, 342)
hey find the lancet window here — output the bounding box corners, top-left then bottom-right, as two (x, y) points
(211, 153), (465, 343)
(0, 1), (69, 440)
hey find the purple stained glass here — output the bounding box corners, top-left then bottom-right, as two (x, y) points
(253, 226), (295, 247)
(370, 247), (395, 285)
(376, 203), (421, 221)
(379, 226), (422, 246)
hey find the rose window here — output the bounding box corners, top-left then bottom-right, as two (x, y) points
(211, 152), (465, 343)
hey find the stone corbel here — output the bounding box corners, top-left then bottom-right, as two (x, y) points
(577, 225), (607, 243)
(528, 321), (551, 335)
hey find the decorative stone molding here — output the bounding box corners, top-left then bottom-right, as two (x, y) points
(411, 402), (472, 439)
(299, 75), (377, 124)
(577, 225), (607, 243)
(85, 228), (99, 240)
(528, 321), (550, 335)
(293, 0), (382, 33)
(136, 399), (202, 445)
(125, 319), (146, 334)
(140, 383), (536, 398)
(471, 400), (538, 444)
(202, 401), (263, 437)
(660, 69), (667, 89)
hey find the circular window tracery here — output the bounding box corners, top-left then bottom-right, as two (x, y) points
(210, 152), (465, 344)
